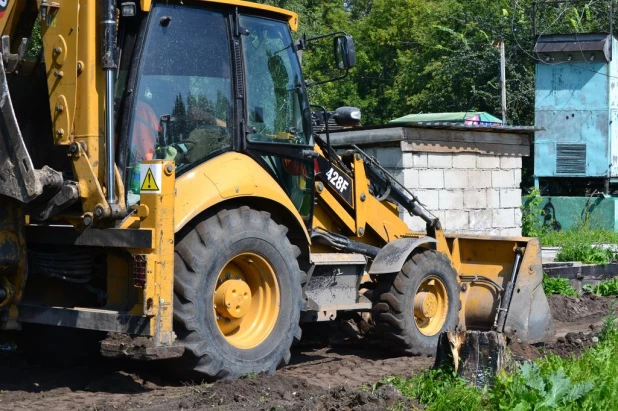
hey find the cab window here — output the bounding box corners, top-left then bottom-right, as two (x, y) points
(126, 5), (233, 205)
(241, 15), (312, 147)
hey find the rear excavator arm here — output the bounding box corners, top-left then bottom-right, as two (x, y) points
(0, 0), (128, 333)
(0, 0), (124, 221)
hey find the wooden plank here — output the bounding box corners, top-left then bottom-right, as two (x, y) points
(401, 140), (530, 156)
(403, 127), (529, 145)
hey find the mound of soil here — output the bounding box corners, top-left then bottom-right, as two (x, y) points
(508, 294), (615, 361)
(544, 329), (602, 358)
(508, 340), (543, 361)
(548, 294), (616, 323)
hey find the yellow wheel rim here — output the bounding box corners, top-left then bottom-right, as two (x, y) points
(213, 252), (280, 349)
(413, 276), (448, 336)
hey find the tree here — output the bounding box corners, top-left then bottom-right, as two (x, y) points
(253, 0), (616, 126)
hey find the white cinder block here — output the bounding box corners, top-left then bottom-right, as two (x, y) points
(427, 153), (453, 169)
(486, 189), (500, 208)
(491, 170), (515, 188)
(403, 212), (426, 232)
(443, 210), (469, 231)
(444, 169), (468, 189)
(513, 169), (522, 185)
(463, 189), (487, 209)
(376, 147), (404, 168)
(500, 227), (522, 236)
(468, 170), (492, 188)
(453, 153), (477, 169)
(402, 168), (419, 189)
(402, 152), (427, 168)
(514, 207), (522, 225)
(469, 210), (493, 230)
(493, 208), (515, 228)
(477, 155), (500, 169)
(439, 190), (464, 210)
(419, 169), (444, 189)
(414, 189), (439, 210)
(500, 156), (522, 169)
(500, 189), (522, 208)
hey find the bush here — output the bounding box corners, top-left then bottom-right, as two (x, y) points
(589, 278), (618, 296)
(27, 20), (42, 58)
(555, 241), (616, 265)
(541, 226), (618, 248)
(543, 274), (578, 296)
(521, 188), (547, 237)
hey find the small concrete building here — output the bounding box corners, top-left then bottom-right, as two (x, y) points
(329, 123), (535, 236)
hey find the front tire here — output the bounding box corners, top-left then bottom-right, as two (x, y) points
(170, 207), (304, 380)
(372, 249), (460, 355)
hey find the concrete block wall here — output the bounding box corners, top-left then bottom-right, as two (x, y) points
(362, 148), (523, 235)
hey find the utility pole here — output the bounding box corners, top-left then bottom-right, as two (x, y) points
(499, 41), (507, 125)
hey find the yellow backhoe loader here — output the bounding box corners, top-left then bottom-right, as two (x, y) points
(0, 0), (553, 379)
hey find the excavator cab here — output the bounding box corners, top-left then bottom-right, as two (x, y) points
(119, 3), (322, 221)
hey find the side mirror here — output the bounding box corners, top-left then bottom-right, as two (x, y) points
(334, 35), (356, 70)
(333, 106), (361, 127)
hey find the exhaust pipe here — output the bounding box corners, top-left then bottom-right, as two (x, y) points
(101, 0), (118, 204)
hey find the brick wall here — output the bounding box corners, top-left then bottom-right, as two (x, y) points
(361, 147), (523, 236)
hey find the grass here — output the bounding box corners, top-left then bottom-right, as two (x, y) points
(383, 311), (618, 410)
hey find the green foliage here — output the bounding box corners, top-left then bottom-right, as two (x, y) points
(540, 227), (618, 248)
(590, 278), (618, 297)
(521, 188), (547, 237)
(539, 224), (618, 265)
(256, 0), (613, 127)
(378, 371), (483, 411)
(388, 310), (618, 410)
(27, 20), (42, 58)
(555, 242), (616, 265)
(543, 274), (578, 296)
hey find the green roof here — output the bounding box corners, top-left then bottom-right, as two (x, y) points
(390, 112), (504, 125)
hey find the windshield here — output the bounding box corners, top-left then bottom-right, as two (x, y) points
(125, 5), (233, 206)
(241, 15), (312, 146)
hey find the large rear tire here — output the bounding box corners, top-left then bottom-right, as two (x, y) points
(170, 206), (304, 380)
(372, 249), (460, 355)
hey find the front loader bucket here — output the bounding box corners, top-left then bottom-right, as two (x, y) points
(447, 235), (555, 343)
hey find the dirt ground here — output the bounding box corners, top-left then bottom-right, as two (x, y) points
(0, 294), (615, 411)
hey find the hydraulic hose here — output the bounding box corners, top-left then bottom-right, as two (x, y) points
(311, 228), (380, 258)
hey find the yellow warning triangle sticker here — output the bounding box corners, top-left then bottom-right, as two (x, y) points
(141, 168), (160, 192)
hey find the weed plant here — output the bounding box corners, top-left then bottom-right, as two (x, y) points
(554, 241), (616, 265)
(385, 311), (618, 410)
(521, 188), (548, 238)
(541, 226), (618, 248)
(542, 274), (578, 296)
(584, 278), (618, 296)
